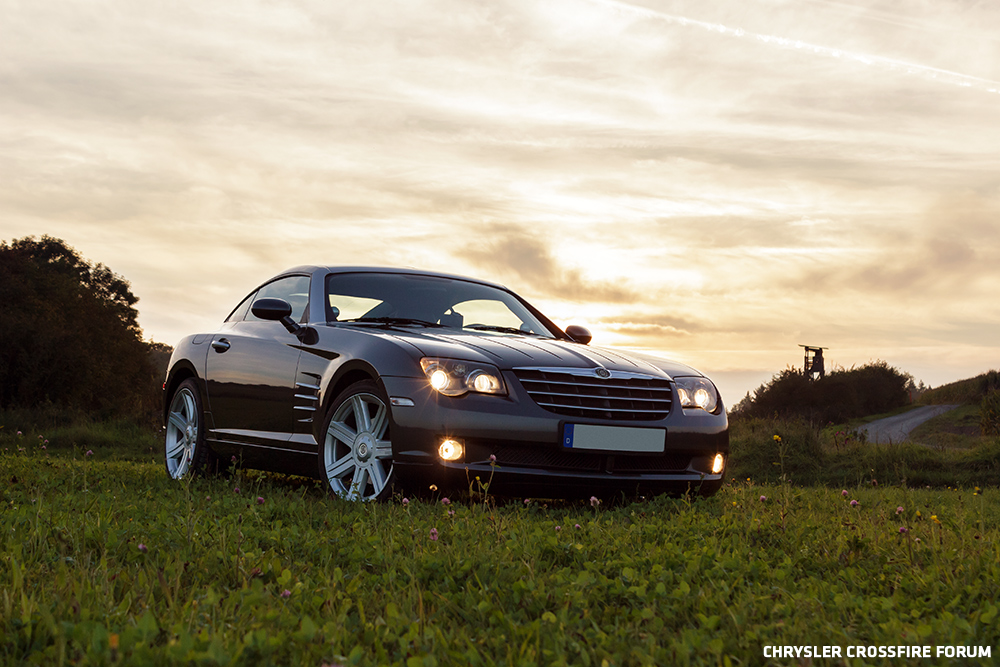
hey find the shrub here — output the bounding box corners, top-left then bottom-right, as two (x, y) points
(981, 389), (1000, 436)
(920, 370), (1000, 405)
(732, 361), (910, 423)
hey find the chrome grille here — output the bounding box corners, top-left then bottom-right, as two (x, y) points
(514, 368), (673, 421)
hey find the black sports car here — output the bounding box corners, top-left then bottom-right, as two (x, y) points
(163, 266), (728, 500)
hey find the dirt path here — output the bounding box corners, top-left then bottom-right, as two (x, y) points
(857, 405), (960, 444)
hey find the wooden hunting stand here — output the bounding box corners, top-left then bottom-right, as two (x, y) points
(800, 345), (827, 380)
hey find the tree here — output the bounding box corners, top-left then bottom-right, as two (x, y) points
(0, 235), (158, 417)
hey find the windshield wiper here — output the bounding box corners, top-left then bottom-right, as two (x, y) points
(465, 324), (545, 337)
(343, 316), (446, 328)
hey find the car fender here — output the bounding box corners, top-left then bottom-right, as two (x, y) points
(163, 334), (211, 426)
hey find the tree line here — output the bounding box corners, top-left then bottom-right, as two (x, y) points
(0, 236), (167, 421)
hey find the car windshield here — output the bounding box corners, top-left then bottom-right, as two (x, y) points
(326, 272), (557, 338)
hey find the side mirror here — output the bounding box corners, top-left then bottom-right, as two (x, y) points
(251, 298), (293, 321)
(565, 325), (592, 345)
(251, 298), (318, 345)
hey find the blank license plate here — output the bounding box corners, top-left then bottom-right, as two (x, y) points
(562, 424), (665, 453)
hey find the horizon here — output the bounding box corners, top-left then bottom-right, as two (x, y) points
(3, 0), (998, 406)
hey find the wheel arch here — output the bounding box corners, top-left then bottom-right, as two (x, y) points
(318, 360), (386, 420)
(163, 361), (202, 426)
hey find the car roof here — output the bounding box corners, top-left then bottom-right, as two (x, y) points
(273, 265), (510, 291)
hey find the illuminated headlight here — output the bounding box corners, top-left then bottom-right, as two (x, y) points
(712, 453), (725, 474)
(420, 358), (507, 397)
(675, 376), (719, 413)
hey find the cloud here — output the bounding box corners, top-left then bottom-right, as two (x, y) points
(461, 224), (640, 303)
(796, 189), (1000, 298)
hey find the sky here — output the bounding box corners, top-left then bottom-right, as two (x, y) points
(2, 0), (999, 407)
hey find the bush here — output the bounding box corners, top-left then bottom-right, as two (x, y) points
(732, 360), (911, 423)
(921, 370), (1000, 405)
(981, 389), (1000, 436)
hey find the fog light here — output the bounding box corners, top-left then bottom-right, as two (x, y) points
(712, 453), (725, 474)
(438, 438), (464, 462)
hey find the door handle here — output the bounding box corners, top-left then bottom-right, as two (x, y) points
(211, 338), (231, 353)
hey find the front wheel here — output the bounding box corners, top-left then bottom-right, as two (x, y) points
(165, 378), (214, 479)
(319, 380), (395, 501)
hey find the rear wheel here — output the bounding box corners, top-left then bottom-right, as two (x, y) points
(319, 380), (395, 501)
(165, 378), (213, 479)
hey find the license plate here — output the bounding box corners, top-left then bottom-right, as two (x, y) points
(562, 424), (665, 453)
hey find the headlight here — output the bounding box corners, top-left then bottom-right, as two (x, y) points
(674, 376), (719, 413)
(420, 358), (507, 397)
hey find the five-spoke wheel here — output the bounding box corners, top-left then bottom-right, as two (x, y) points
(165, 378), (207, 479)
(320, 380), (394, 501)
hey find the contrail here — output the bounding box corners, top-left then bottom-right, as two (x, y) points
(586, 0), (1000, 95)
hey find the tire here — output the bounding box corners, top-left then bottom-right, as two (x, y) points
(164, 378), (215, 479)
(319, 379), (395, 501)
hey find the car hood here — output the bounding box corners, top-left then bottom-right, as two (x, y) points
(370, 329), (704, 380)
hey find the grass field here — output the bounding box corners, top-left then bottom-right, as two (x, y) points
(2, 431), (999, 666)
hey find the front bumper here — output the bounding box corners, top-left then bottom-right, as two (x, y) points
(378, 372), (729, 498)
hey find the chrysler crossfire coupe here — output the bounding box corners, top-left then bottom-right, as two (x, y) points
(163, 266), (728, 500)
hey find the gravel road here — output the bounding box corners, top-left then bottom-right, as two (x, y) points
(857, 404), (959, 444)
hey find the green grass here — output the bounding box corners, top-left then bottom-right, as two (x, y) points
(908, 405), (991, 450)
(728, 415), (1000, 489)
(0, 408), (161, 463)
(2, 446), (999, 666)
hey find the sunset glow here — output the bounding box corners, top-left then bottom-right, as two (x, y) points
(3, 0), (998, 405)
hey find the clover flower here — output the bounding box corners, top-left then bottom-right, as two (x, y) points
(281, 589), (291, 599)
(489, 454), (497, 463)
(759, 495), (767, 502)
(138, 543), (148, 553)
(402, 497), (409, 506)
(575, 524), (581, 529)
(441, 497), (451, 506)
(257, 497), (264, 505)
(85, 450), (93, 457)
(234, 487), (240, 494)
(555, 525), (561, 532)
(841, 490), (849, 497)
(896, 506), (904, 515)
(899, 526), (908, 534)
(850, 499), (859, 507)
(429, 528), (439, 541)
(590, 496), (601, 508)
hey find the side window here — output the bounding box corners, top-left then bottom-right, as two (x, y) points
(245, 275), (311, 323)
(226, 291), (257, 323)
